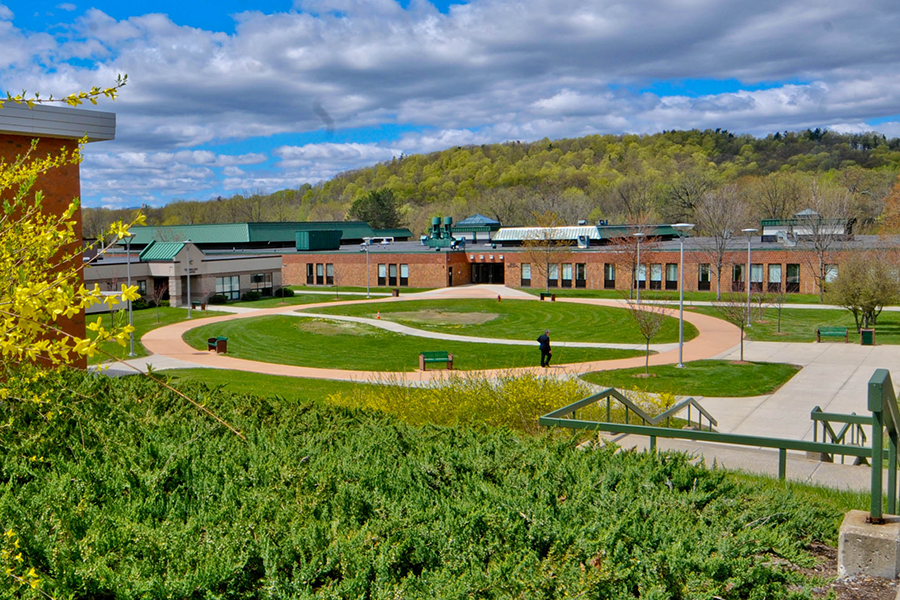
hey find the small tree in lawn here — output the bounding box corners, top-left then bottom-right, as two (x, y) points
(625, 298), (669, 374)
(770, 284), (788, 334)
(713, 293), (751, 361)
(148, 281), (169, 323)
(827, 250), (900, 331)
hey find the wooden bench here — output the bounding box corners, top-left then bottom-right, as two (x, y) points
(816, 326), (848, 343)
(419, 351), (453, 371)
(539, 293), (556, 301)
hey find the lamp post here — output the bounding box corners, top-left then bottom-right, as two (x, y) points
(633, 232), (645, 303)
(672, 223), (695, 368)
(125, 234), (135, 357)
(741, 228), (758, 327)
(361, 239), (371, 298)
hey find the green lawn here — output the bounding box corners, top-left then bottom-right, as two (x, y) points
(581, 360), (801, 397)
(530, 287), (824, 305)
(229, 293), (373, 308)
(88, 306), (227, 365)
(302, 298), (699, 344)
(183, 315), (643, 371)
(165, 368), (374, 402)
(694, 306), (900, 344)
(289, 285), (434, 294)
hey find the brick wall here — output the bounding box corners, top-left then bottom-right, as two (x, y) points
(283, 252), (471, 288)
(0, 134), (85, 367)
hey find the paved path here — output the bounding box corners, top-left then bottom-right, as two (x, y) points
(128, 284), (739, 382)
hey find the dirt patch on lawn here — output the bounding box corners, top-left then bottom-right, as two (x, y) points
(788, 543), (899, 600)
(296, 319), (376, 336)
(390, 310), (500, 326)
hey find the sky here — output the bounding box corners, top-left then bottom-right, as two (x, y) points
(3, 0), (900, 209)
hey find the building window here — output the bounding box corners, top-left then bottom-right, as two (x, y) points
(306, 263), (314, 285)
(548, 263), (559, 288)
(575, 263), (586, 288)
(137, 280), (147, 296)
(698, 263), (711, 291)
(665, 263), (678, 290)
(650, 264), (662, 290)
(388, 263), (398, 286)
(825, 264), (839, 283)
(316, 263), (324, 285)
(251, 272), (273, 295)
(326, 263), (334, 285)
(636, 264), (646, 289)
(786, 263), (800, 293)
(750, 263), (763, 292)
(732, 264), (745, 292)
(215, 275), (240, 300)
(768, 264), (782, 293)
(378, 264), (386, 286)
(561, 263), (573, 288)
(400, 264), (409, 286)
(521, 263), (531, 287)
(604, 263), (615, 289)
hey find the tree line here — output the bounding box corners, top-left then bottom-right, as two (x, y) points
(84, 128), (900, 238)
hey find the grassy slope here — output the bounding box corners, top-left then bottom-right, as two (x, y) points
(581, 360), (802, 397)
(183, 315), (642, 371)
(0, 369), (868, 599)
(694, 306), (900, 344)
(304, 298), (699, 344)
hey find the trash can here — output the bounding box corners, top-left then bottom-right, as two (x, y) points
(392, 288), (400, 297)
(207, 337), (217, 351)
(215, 336), (228, 353)
(860, 329), (876, 346)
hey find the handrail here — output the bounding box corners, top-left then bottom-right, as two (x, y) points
(542, 371), (900, 523)
(810, 406), (869, 460)
(550, 387), (717, 432)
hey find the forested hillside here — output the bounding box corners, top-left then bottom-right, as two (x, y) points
(85, 129), (900, 237)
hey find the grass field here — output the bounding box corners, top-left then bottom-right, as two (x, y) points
(303, 298), (699, 344)
(694, 306), (900, 344)
(229, 292), (373, 308)
(88, 306), (227, 365)
(182, 314), (644, 371)
(581, 360), (802, 397)
(165, 368), (376, 402)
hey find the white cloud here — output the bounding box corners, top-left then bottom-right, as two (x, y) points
(4, 0), (900, 205)
(57, 3), (76, 11)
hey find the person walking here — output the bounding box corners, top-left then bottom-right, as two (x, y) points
(537, 330), (552, 367)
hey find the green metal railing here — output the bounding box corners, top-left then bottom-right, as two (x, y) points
(810, 406), (868, 463)
(540, 370), (900, 523)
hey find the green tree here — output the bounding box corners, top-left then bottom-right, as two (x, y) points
(348, 188), (404, 229)
(826, 251), (900, 331)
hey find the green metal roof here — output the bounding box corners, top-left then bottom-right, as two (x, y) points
(596, 224), (683, 239)
(128, 224), (250, 245)
(126, 221), (378, 245)
(373, 228), (414, 238)
(138, 241), (185, 262)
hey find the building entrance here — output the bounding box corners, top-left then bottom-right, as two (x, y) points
(471, 263), (505, 284)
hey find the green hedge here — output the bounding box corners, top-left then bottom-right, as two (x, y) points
(0, 368), (843, 598)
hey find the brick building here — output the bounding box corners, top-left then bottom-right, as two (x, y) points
(0, 103), (115, 368)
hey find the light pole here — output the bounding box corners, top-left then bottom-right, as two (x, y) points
(125, 234), (135, 357)
(361, 239), (371, 298)
(741, 228), (758, 327)
(672, 223), (695, 368)
(633, 232), (645, 303)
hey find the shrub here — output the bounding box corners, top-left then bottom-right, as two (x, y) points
(274, 287), (295, 298)
(131, 297), (148, 311)
(207, 294), (228, 305)
(241, 291), (262, 302)
(159, 300), (170, 307)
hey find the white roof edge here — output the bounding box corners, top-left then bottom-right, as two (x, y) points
(0, 103), (115, 142)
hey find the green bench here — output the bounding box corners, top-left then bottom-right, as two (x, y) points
(419, 351), (453, 371)
(816, 326), (848, 343)
(539, 293), (556, 301)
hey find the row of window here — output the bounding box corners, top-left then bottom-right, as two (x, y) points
(523, 262), (821, 293)
(215, 273), (274, 300)
(520, 263), (587, 288)
(305, 263), (411, 287)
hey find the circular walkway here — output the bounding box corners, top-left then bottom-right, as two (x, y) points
(136, 285), (741, 382)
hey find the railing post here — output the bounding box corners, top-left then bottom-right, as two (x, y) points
(649, 436), (656, 453)
(868, 370), (887, 522)
(889, 433), (898, 515)
(778, 448), (787, 480)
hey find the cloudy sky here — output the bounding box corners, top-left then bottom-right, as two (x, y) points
(3, 0), (900, 208)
